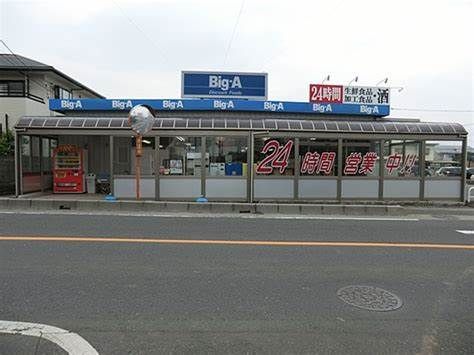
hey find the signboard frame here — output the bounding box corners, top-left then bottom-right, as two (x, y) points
(181, 70), (268, 100)
(309, 84), (390, 106)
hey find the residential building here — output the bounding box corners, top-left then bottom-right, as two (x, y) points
(0, 54), (104, 132)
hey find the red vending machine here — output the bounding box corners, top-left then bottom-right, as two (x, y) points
(53, 145), (86, 193)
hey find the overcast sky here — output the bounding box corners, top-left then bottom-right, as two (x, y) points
(1, 0), (473, 143)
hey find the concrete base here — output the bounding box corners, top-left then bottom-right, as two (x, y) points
(0, 197), (410, 216)
(0, 195), (472, 217)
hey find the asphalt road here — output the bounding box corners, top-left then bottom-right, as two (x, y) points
(0, 212), (473, 354)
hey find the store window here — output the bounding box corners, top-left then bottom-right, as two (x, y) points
(159, 137), (203, 176)
(254, 137), (295, 176)
(299, 138), (338, 176)
(113, 137), (132, 175)
(425, 140), (463, 178)
(342, 140), (380, 177)
(21, 136), (31, 173)
(206, 136), (248, 176)
(31, 136), (41, 173)
(42, 138), (51, 172)
(50, 139), (57, 159)
(383, 140), (421, 177)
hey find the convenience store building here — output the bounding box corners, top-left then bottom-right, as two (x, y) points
(13, 73), (469, 202)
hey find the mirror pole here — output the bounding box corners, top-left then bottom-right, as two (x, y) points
(136, 135), (142, 200)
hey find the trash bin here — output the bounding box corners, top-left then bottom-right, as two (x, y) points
(86, 173), (96, 194)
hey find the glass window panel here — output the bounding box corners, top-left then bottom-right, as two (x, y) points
(343, 140), (380, 177)
(372, 122), (385, 132)
(188, 119), (200, 128)
(384, 123), (396, 132)
(159, 137), (202, 176)
(301, 121), (313, 130)
(54, 86), (71, 99)
(21, 136), (31, 173)
(349, 122), (362, 131)
(299, 138), (338, 176)
(31, 136), (41, 173)
(325, 122), (337, 131)
(214, 120), (225, 128)
(162, 119), (174, 128)
(206, 136), (248, 176)
(8, 81), (25, 95)
(276, 120), (289, 130)
(84, 119), (98, 127)
(289, 121), (301, 130)
(239, 119), (250, 129)
(50, 139), (57, 164)
(254, 137), (295, 176)
(113, 137), (132, 175)
(70, 119), (84, 127)
(419, 124), (431, 133)
(201, 119), (213, 128)
(383, 140), (420, 177)
(425, 140), (463, 178)
(226, 119), (238, 128)
(336, 122), (350, 131)
(263, 120), (276, 129)
(31, 118), (45, 127)
(0, 82), (8, 95)
(97, 119), (111, 128)
(360, 123), (374, 132)
(397, 124), (409, 133)
(441, 124), (455, 133)
(41, 138), (51, 172)
(407, 124), (420, 134)
(110, 119), (123, 127)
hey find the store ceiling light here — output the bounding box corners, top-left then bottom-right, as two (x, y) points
(177, 136), (185, 142)
(142, 139), (151, 144)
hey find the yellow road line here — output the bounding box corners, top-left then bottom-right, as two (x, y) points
(0, 235), (474, 250)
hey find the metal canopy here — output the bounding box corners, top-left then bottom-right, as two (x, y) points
(16, 116), (467, 136)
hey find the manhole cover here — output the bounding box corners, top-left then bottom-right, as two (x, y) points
(337, 285), (402, 311)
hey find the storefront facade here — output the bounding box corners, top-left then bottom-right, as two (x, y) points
(14, 108), (469, 202)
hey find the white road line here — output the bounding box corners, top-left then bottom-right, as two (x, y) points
(456, 230), (474, 235)
(0, 320), (98, 355)
(0, 210), (419, 221)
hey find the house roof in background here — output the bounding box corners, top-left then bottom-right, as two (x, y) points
(0, 54), (105, 98)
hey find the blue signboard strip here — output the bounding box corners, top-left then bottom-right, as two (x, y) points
(49, 98), (390, 116)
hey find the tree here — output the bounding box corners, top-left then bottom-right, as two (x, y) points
(0, 130), (14, 156)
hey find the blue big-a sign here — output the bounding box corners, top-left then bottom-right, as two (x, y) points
(49, 98), (390, 116)
(181, 71), (268, 100)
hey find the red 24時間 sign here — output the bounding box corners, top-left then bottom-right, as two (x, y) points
(309, 84), (343, 103)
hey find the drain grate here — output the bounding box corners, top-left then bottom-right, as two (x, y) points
(337, 285), (402, 311)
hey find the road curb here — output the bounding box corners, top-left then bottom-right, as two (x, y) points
(0, 197), (472, 216)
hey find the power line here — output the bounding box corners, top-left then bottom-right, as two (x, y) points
(0, 40), (51, 97)
(110, 0), (170, 67)
(223, 0), (245, 66)
(392, 107), (473, 113)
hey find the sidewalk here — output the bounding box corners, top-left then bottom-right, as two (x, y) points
(0, 195), (472, 217)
